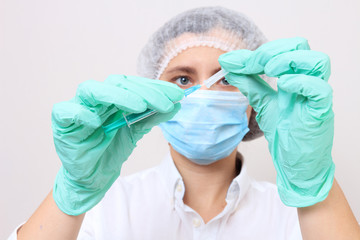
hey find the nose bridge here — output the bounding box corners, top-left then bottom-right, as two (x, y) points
(199, 75), (221, 90)
(199, 84), (210, 90)
(198, 66), (217, 90)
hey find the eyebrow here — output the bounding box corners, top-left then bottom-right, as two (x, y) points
(165, 66), (196, 75)
(165, 66), (222, 76)
(211, 67), (222, 76)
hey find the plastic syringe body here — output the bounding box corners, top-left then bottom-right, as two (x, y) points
(102, 84), (201, 133)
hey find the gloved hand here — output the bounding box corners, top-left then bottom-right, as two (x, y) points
(52, 75), (184, 215)
(219, 37), (335, 207)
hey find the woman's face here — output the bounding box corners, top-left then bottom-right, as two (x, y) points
(159, 46), (239, 91)
(159, 46), (252, 119)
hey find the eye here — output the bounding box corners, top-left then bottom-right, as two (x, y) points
(219, 77), (230, 85)
(174, 76), (191, 86)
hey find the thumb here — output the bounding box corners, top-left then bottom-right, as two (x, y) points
(225, 73), (276, 111)
(132, 102), (181, 133)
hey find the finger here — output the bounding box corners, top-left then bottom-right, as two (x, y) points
(131, 103), (181, 133)
(226, 73), (276, 111)
(264, 50), (331, 81)
(219, 37), (310, 75)
(52, 101), (108, 142)
(126, 76), (184, 103)
(247, 37), (310, 74)
(277, 74), (333, 114)
(76, 80), (147, 114)
(218, 49), (253, 74)
(105, 75), (184, 113)
(52, 101), (101, 129)
(54, 126), (117, 177)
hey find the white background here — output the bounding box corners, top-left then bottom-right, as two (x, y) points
(1, 0), (359, 238)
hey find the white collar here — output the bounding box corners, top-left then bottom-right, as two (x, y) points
(158, 152), (252, 212)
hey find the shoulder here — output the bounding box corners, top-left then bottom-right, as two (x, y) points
(246, 179), (299, 227)
(121, 164), (163, 183)
(78, 164), (171, 238)
(227, 179), (301, 239)
(78, 165), (175, 239)
(248, 179), (278, 196)
(247, 180), (290, 209)
(118, 164), (167, 189)
(106, 164), (167, 201)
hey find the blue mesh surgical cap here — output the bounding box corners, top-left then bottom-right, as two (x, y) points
(137, 6), (266, 141)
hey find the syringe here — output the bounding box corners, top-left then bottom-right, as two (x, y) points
(203, 69), (228, 88)
(102, 84), (200, 133)
(102, 69), (228, 134)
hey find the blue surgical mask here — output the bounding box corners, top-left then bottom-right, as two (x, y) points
(159, 90), (249, 165)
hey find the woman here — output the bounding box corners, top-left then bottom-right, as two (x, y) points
(11, 6), (360, 240)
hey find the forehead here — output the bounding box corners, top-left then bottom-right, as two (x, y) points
(159, 47), (225, 82)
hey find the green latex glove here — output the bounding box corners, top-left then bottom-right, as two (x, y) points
(219, 37), (335, 207)
(52, 75), (184, 215)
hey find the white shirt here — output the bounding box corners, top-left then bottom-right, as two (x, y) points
(9, 154), (302, 239)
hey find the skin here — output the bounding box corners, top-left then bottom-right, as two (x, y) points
(159, 47), (251, 223)
(17, 46), (360, 239)
(160, 46), (360, 237)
